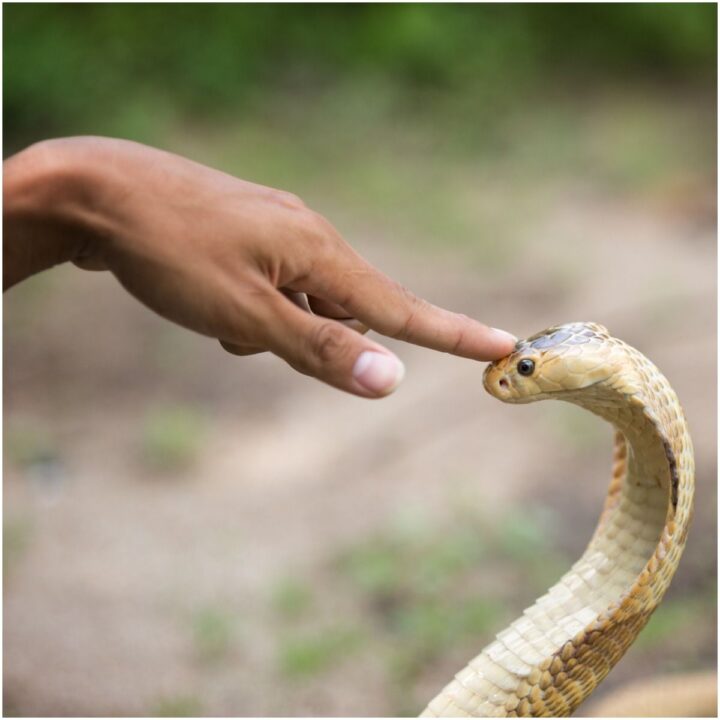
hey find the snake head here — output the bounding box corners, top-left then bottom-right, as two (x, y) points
(483, 322), (618, 403)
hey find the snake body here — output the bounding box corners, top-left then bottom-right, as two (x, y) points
(422, 322), (694, 717)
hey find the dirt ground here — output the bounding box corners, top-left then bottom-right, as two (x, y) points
(4, 100), (717, 716)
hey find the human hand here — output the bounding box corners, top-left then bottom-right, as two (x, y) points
(4, 137), (516, 397)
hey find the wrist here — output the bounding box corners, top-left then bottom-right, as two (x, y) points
(3, 138), (113, 287)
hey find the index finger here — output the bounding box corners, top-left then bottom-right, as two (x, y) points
(300, 250), (517, 361)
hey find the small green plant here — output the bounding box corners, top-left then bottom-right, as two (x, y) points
(271, 578), (314, 621)
(419, 526), (486, 587)
(331, 510), (518, 699)
(339, 536), (405, 597)
(278, 626), (363, 678)
(494, 512), (570, 590)
(495, 513), (548, 563)
(152, 694), (202, 717)
(5, 425), (57, 469)
(635, 598), (710, 649)
(141, 406), (205, 472)
(4, 517), (33, 579)
(454, 597), (507, 636)
(191, 607), (235, 663)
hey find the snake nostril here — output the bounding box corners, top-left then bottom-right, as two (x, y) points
(499, 378), (509, 389)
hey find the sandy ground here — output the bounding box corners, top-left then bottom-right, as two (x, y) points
(4, 158), (717, 715)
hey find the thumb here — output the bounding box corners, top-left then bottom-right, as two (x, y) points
(256, 291), (405, 398)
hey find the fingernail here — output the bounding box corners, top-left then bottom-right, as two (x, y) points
(353, 351), (405, 395)
(491, 327), (518, 347)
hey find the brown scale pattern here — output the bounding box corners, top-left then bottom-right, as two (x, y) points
(421, 323), (694, 718)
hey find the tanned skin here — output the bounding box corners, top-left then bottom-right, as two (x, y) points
(4, 137), (516, 397)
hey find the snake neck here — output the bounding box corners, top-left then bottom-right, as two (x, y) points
(573, 383), (678, 507)
(570, 375), (693, 605)
(569, 342), (693, 520)
(422, 351), (693, 718)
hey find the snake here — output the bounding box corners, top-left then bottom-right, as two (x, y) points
(421, 322), (694, 717)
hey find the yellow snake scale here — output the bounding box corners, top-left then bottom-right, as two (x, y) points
(421, 322), (694, 718)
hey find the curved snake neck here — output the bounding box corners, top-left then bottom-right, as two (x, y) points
(421, 322), (694, 718)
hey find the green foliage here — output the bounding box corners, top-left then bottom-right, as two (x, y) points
(495, 513), (546, 562)
(635, 596), (715, 649)
(271, 578), (314, 621)
(5, 4), (715, 149)
(391, 596), (505, 665)
(152, 694), (202, 717)
(141, 405), (204, 472)
(330, 508), (567, 712)
(266, 510), (551, 697)
(339, 520), (488, 600)
(278, 626), (363, 678)
(340, 535), (405, 596)
(191, 606), (235, 664)
(4, 517), (33, 579)
(493, 511), (569, 591)
(5, 424), (57, 469)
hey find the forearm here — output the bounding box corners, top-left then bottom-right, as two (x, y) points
(3, 139), (104, 289)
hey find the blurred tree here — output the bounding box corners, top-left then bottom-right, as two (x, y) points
(4, 3), (716, 151)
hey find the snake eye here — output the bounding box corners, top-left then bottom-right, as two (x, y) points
(517, 358), (535, 376)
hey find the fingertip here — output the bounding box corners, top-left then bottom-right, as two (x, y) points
(488, 327), (518, 357)
(352, 350), (405, 397)
(453, 321), (518, 361)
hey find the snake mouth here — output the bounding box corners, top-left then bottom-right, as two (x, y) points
(483, 364), (559, 404)
(484, 367), (529, 402)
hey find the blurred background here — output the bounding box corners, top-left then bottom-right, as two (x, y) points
(3, 3), (716, 717)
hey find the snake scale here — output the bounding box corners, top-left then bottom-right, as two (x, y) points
(421, 322), (694, 717)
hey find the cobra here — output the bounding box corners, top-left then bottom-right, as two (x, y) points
(421, 322), (694, 717)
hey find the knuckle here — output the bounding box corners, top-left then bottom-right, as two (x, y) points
(391, 286), (426, 339)
(302, 211), (342, 256)
(391, 281), (417, 306)
(308, 210), (336, 235)
(308, 321), (350, 365)
(449, 313), (472, 352)
(273, 190), (306, 209)
(451, 325), (467, 354)
(301, 208), (325, 233)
